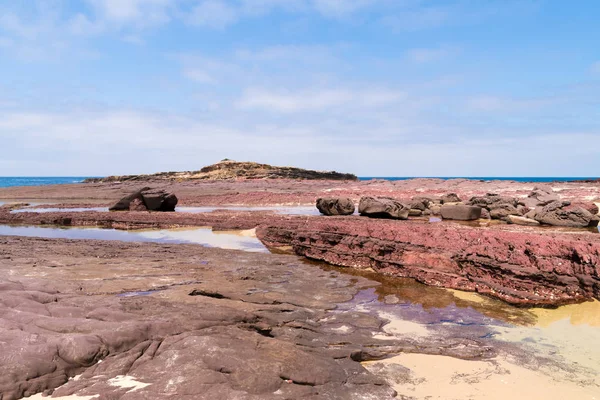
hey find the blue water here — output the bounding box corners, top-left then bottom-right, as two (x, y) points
(0, 177), (91, 188)
(359, 177), (598, 182)
(0, 176), (597, 189)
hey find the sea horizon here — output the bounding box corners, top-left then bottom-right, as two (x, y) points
(0, 175), (598, 188)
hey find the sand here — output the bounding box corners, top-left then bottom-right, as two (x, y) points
(364, 353), (600, 400)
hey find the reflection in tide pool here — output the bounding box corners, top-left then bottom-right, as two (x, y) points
(0, 225), (267, 253)
(9, 205), (320, 216)
(329, 264), (600, 397)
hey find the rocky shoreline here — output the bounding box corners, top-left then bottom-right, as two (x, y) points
(1, 175), (600, 398)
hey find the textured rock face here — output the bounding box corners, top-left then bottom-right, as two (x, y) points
(109, 188), (178, 212)
(535, 201), (597, 228)
(358, 197), (410, 220)
(316, 197), (355, 216)
(0, 237), (406, 400)
(440, 193), (462, 204)
(528, 186), (560, 206)
(86, 160), (358, 183)
(256, 219), (600, 306)
(440, 205), (482, 221)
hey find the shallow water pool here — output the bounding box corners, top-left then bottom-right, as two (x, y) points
(0, 225), (268, 253)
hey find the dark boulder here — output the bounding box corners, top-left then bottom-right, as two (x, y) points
(440, 205), (482, 221)
(358, 197), (410, 220)
(534, 201), (596, 228)
(109, 188), (178, 212)
(316, 198), (355, 216)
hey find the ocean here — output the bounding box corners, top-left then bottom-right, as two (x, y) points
(0, 177), (90, 188)
(358, 177), (598, 182)
(0, 176), (597, 188)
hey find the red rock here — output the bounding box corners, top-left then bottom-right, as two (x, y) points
(256, 218), (600, 306)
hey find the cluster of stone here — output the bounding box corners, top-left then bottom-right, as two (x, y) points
(316, 185), (599, 229)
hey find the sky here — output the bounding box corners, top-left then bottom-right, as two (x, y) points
(0, 0), (599, 177)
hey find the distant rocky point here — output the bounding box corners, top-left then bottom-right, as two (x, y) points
(84, 159), (358, 183)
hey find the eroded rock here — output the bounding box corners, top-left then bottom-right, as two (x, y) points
(359, 197), (410, 220)
(316, 197), (355, 216)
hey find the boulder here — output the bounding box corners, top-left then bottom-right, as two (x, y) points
(534, 201), (596, 228)
(409, 209), (423, 217)
(316, 198), (355, 216)
(110, 188), (178, 212)
(440, 193), (461, 204)
(358, 197), (410, 220)
(489, 204), (520, 220)
(440, 205), (482, 221)
(468, 194), (518, 209)
(568, 202), (599, 216)
(527, 186), (559, 206)
(507, 215), (541, 226)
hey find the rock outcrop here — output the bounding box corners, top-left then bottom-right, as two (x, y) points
(316, 197), (355, 216)
(257, 218), (600, 306)
(86, 160), (358, 183)
(109, 188), (178, 212)
(359, 197), (410, 220)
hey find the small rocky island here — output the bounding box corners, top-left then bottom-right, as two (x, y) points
(84, 159), (358, 183)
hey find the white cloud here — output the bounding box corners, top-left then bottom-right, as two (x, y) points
(1, 107), (598, 177)
(236, 87), (404, 112)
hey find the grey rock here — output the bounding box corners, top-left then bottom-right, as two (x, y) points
(358, 197), (410, 220)
(316, 198), (355, 216)
(440, 205), (482, 221)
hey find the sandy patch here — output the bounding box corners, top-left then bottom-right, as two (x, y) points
(364, 353), (600, 400)
(373, 311), (430, 339)
(108, 375), (151, 392)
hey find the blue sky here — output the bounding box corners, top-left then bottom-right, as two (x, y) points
(1, 0), (599, 176)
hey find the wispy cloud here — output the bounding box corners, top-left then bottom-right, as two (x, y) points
(236, 87), (405, 112)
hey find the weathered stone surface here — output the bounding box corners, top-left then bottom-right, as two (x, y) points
(535, 201), (597, 228)
(489, 204), (520, 220)
(358, 197), (410, 220)
(440, 193), (461, 204)
(316, 197), (355, 216)
(440, 205), (482, 221)
(507, 215), (540, 226)
(257, 218), (600, 306)
(528, 186), (560, 206)
(109, 188), (178, 212)
(0, 237), (408, 400)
